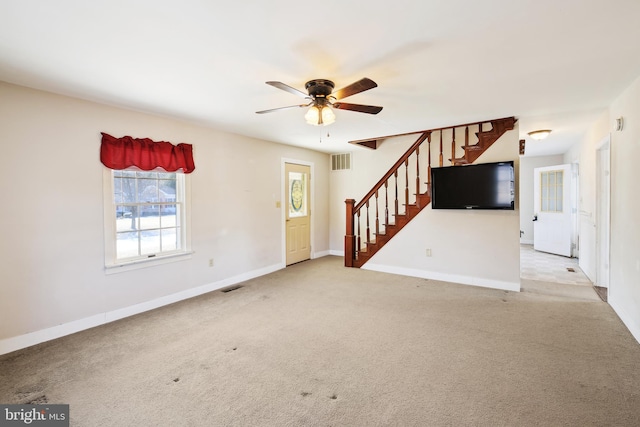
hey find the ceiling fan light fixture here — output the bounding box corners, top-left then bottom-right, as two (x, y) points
(528, 129), (552, 140)
(322, 105), (335, 125)
(305, 104), (335, 126)
(258, 77), (381, 129)
(305, 105), (320, 125)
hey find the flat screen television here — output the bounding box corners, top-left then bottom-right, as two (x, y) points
(430, 161), (515, 210)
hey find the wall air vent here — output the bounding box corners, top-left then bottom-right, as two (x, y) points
(331, 153), (352, 171)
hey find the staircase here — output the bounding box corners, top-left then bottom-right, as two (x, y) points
(344, 117), (516, 268)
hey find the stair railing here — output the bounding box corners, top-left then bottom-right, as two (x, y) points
(344, 117), (516, 267)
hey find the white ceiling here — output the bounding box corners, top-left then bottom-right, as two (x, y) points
(1, 0), (640, 156)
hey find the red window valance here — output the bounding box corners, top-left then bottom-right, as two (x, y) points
(100, 132), (195, 173)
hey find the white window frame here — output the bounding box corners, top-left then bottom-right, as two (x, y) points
(540, 169), (564, 213)
(103, 167), (192, 273)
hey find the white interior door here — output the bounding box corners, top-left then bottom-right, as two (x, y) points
(533, 164), (572, 257)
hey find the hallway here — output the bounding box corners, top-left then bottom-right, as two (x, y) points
(520, 244), (602, 301)
(520, 244), (591, 285)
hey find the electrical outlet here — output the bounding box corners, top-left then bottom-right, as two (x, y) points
(275, 201), (281, 208)
(425, 249), (432, 257)
(209, 258), (214, 267)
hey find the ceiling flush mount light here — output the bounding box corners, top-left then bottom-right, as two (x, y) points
(528, 129), (552, 140)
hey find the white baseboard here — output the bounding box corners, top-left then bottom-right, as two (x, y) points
(313, 250), (331, 258)
(0, 263), (283, 356)
(520, 239), (534, 245)
(609, 296), (640, 345)
(329, 249), (345, 256)
(362, 263), (521, 292)
(0, 314), (108, 357)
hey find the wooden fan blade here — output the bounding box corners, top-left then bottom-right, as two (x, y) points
(333, 102), (383, 114)
(256, 103), (311, 114)
(266, 81), (309, 99)
(332, 77), (378, 100)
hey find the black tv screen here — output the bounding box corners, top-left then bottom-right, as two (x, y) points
(430, 161), (514, 210)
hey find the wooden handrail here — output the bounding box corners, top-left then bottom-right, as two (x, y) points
(353, 131), (430, 212)
(348, 116), (513, 147)
(345, 116), (516, 268)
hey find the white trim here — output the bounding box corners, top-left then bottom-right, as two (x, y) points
(104, 251), (193, 274)
(0, 314), (106, 357)
(362, 263), (521, 292)
(520, 239), (534, 245)
(0, 263), (282, 356)
(570, 162), (580, 258)
(102, 169), (192, 270)
(329, 249), (345, 257)
(609, 297), (640, 345)
(103, 168), (116, 261)
(313, 250), (331, 258)
(595, 134), (611, 289)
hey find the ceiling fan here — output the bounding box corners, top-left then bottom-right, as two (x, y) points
(256, 77), (383, 126)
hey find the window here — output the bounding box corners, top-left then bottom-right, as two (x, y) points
(540, 170), (563, 212)
(104, 169), (190, 269)
(288, 171), (308, 218)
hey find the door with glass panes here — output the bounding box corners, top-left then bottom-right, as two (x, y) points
(533, 164), (572, 257)
(285, 163), (311, 265)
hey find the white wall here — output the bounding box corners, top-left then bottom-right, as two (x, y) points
(564, 112), (610, 282)
(608, 75), (640, 344)
(5, 74), (638, 351)
(329, 134), (419, 253)
(330, 124), (521, 291)
(519, 154), (565, 244)
(563, 74), (640, 344)
(0, 82), (330, 353)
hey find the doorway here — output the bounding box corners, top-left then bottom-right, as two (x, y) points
(595, 135), (611, 295)
(533, 164), (574, 257)
(284, 162), (311, 265)
(520, 160), (600, 300)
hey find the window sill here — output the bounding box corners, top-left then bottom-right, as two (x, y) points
(105, 251), (193, 275)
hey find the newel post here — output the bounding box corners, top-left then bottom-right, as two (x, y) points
(345, 199), (356, 267)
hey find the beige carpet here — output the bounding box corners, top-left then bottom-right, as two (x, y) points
(1, 256), (639, 426)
